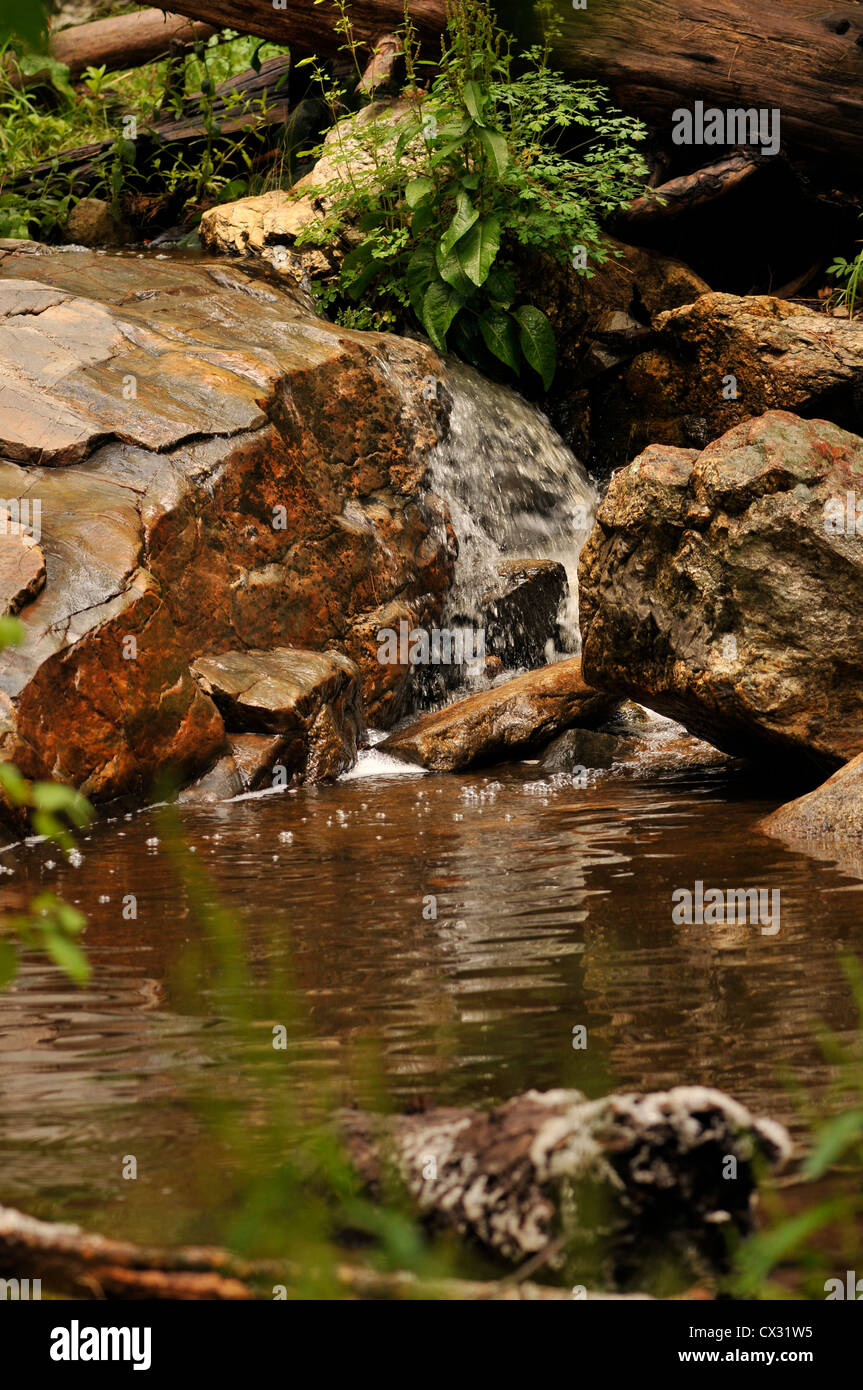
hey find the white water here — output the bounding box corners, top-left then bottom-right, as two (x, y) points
(430, 359), (598, 651)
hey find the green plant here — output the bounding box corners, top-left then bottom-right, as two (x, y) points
(829, 228), (863, 318)
(731, 956), (863, 1299)
(297, 0), (648, 387)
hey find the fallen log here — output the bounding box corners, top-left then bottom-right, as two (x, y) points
(554, 0), (863, 176)
(0, 1086), (788, 1297)
(48, 10), (218, 79)
(341, 1086), (792, 1274)
(164, 0), (863, 177)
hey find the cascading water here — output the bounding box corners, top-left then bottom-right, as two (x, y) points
(429, 359), (598, 654)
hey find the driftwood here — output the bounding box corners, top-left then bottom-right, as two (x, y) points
(341, 1086), (791, 1271)
(0, 1204), (633, 1300)
(619, 153), (764, 224)
(48, 10), (218, 79)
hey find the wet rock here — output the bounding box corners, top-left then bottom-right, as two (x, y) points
(0, 512), (45, 614)
(0, 248), (454, 799)
(379, 657), (614, 772)
(191, 648), (362, 782)
(64, 198), (133, 248)
(179, 733), (285, 804)
(342, 1086), (790, 1278)
(480, 559), (568, 670)
(579, 411), (863, 771)
(760, 752), (863, 842)
(606, 293), (863, 463)
(540, 727), (634, 773)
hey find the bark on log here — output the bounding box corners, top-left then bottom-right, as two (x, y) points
(341, 1086), (791, 1271)
(166, 0), (447, 55)
(165, 0), (863, 175)
(49, 10), (218, 79)
(555, 0), (863, 174)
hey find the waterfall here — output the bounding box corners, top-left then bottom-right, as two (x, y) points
(430, 359), (597, 653)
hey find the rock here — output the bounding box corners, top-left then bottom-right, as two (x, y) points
(760, 752), (863, 842)
(480, 559), (568, 670)
(606, 293), (863, 464)
(191, 648), (362, 782)
(200, 99), (422, 285)
(178, 733), (284, 804)
(540, 727), (634, 773)
(579, 411), (863, 770)
(521, 237), (709, 464)
(0, 511), (45, 614)
(379, 657), (614, 772)
(64, 197), (132, 248)
(341, 1086), (790, 1278)
(0, 247), (455, 799)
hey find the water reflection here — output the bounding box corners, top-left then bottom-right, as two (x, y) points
(0, 748), (861, 1246)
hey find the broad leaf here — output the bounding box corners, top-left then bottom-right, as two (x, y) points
(486, 266), (516, 309)
(406, 177), (435, 209)
(422, 280), (464, 352)
(479, 311), (520, 373)
(435, 244), (473, 295)
(439, 190), (478, 258)
(477, 126), (509, 178)
(406, 246), (436, 317)
(515, 305), (557, 390)
(462, 80), (487, 126)
(457, 216), (501, 287)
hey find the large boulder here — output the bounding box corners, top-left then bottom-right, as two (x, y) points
(0, 244), (455, 800)
(379, 657), (614, 772)
(579, 411), (863, 770)
(603, 293), (863, 465)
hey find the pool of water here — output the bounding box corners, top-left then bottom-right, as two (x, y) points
(0, 724), (861, 1252)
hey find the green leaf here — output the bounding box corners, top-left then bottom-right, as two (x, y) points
(439, 190), (478, 258)
(421, 280), (464, 352)
(0, 939), (17, 990)
(476, 126), (509, 178)
(456, 216), (501, 287)
(801, 1110), (863, 1180)
(514, 305), (557, 389)
(462, 80), (487, 126)
(406, 177), (434, 209)
(479, 311), (520, 373)
(406, 246), (436, 317)
(435, 245), (472, 295)
(486, 266), (516, 309)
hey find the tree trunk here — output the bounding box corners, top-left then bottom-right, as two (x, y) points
(553, 0), (863, 174)
(49, 9), (218, 79)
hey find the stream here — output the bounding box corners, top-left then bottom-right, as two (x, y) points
(0, 321), (860, 1279)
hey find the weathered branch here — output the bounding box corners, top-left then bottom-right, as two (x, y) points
(619, 153), (763, 224)
(49, 10), (218, 79)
